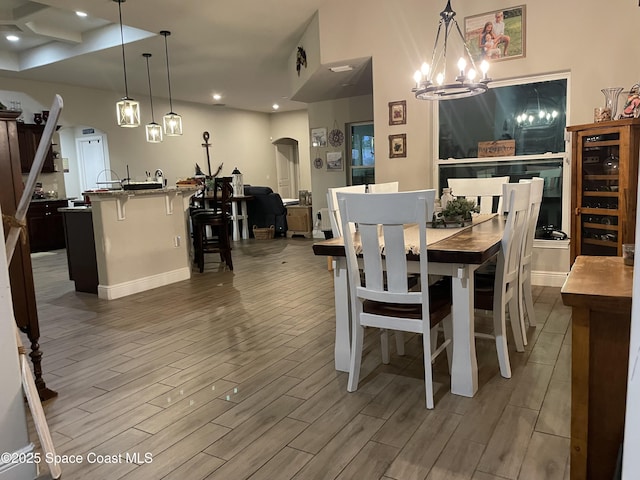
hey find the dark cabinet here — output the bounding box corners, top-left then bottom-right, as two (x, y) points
(17, 123), (55, 173)
(61, 209), (98, 294)
(27, 200), (67, 252)
(0, 110), (56, 400)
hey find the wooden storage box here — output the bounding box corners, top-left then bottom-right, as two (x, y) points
(287, 205), (313, 238)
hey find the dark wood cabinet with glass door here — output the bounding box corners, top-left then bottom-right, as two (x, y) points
(567, 118), (640, 264)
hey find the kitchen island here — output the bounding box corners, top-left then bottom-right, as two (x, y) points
(81, 187), (197, 300)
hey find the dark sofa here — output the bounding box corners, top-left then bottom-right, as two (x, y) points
(244, 186), (287, 237)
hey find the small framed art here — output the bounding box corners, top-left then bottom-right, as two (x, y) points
(388, 100), (406, 125)
(326, 151), (343, 171)
(388, 134), (406, 158)
(311, 127), (327, 147)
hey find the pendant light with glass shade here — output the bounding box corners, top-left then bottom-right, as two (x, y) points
(160, 30), (183, 136)
(142, 53), (163, 143)
(113, 0), (140, 127)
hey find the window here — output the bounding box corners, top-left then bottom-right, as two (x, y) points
(435, 73), (570, 238)
(439, 157), (564, 234)
(438, 77), (567, 159)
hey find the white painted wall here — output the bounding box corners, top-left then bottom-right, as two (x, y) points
(270, 109), (311, 191)
(314, 0), (640, 190)
(0, 78), (286, 192)
(308, 94), (374, 217)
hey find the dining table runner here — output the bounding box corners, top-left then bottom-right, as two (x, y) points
(376, 213), (498, 255)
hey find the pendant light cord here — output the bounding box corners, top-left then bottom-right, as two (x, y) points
(117, 0), (129, 98)
(144, 54), (156, 122)
(162, 31), (174, 112)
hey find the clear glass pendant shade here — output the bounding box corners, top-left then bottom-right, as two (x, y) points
(163, 112), (183, 136)
(116, 98), (140, 127)
(146, 122), (163, 143)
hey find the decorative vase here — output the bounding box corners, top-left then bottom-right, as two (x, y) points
(601, 87), (624, 120)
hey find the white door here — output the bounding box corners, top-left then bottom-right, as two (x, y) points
(76, 136), (108, 191)
(275, 142), (298, 199)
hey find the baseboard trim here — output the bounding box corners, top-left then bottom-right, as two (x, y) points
(0, 443), (36, 478)
(531, 270), (569, 287)
(98, 267), (191, 300)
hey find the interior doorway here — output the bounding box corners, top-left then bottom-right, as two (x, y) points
(347, 122), (374, 185)
(273, 138), (299, 200)
(76, 135), (110, 192)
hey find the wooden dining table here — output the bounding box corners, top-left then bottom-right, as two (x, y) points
(312, 214), (505, 397)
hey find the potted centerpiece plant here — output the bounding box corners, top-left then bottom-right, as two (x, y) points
(434, 197), (480, 227)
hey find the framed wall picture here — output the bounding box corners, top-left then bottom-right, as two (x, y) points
(388, 134), (406, 158)
(388, 100), (406, 125)
(464, 6), (525, 63)
(326, 151), (343, 171)
(311, 127), (327, 147)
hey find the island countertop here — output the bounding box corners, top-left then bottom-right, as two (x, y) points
(58, 206), (92, 212)
(83, 186), (199, 197)
(31, 196), (77, 203)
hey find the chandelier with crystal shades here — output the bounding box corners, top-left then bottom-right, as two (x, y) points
(412, 0), (491, 101)
(113, 0), (140, 127)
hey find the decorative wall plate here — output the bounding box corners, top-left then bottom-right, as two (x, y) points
(328, 128), (344, 147)
(313, 157), (324, 169)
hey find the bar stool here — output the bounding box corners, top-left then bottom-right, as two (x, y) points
(191, 177), (233, 272)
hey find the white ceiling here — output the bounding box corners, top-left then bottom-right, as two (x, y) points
(0, 0), (372, 113)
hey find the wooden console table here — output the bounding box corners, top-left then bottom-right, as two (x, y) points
(561, 256), (632, 480)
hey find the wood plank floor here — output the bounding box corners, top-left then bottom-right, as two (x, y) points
(28, 238), (571, 480)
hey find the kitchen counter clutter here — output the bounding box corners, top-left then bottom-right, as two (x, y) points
(83, 187), (197, 300)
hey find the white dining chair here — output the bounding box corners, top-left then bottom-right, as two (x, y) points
(517, 177), (545, 343)
(337, 189), (453, 409)
(474, 182), (531, 378)
(447, 176), (510, 214)
(327, 185), (367, 237)
(367, 181), (399, 193)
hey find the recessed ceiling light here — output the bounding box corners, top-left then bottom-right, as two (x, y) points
(212, 94), (221, 101)
(76, 11), (88, 17)
(272, 104), (280, 110)
(329, 65), (353, 73)
(6, 35), (19, 42)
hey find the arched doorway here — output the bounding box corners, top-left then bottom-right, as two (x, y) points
(272, 137), (299, 199)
